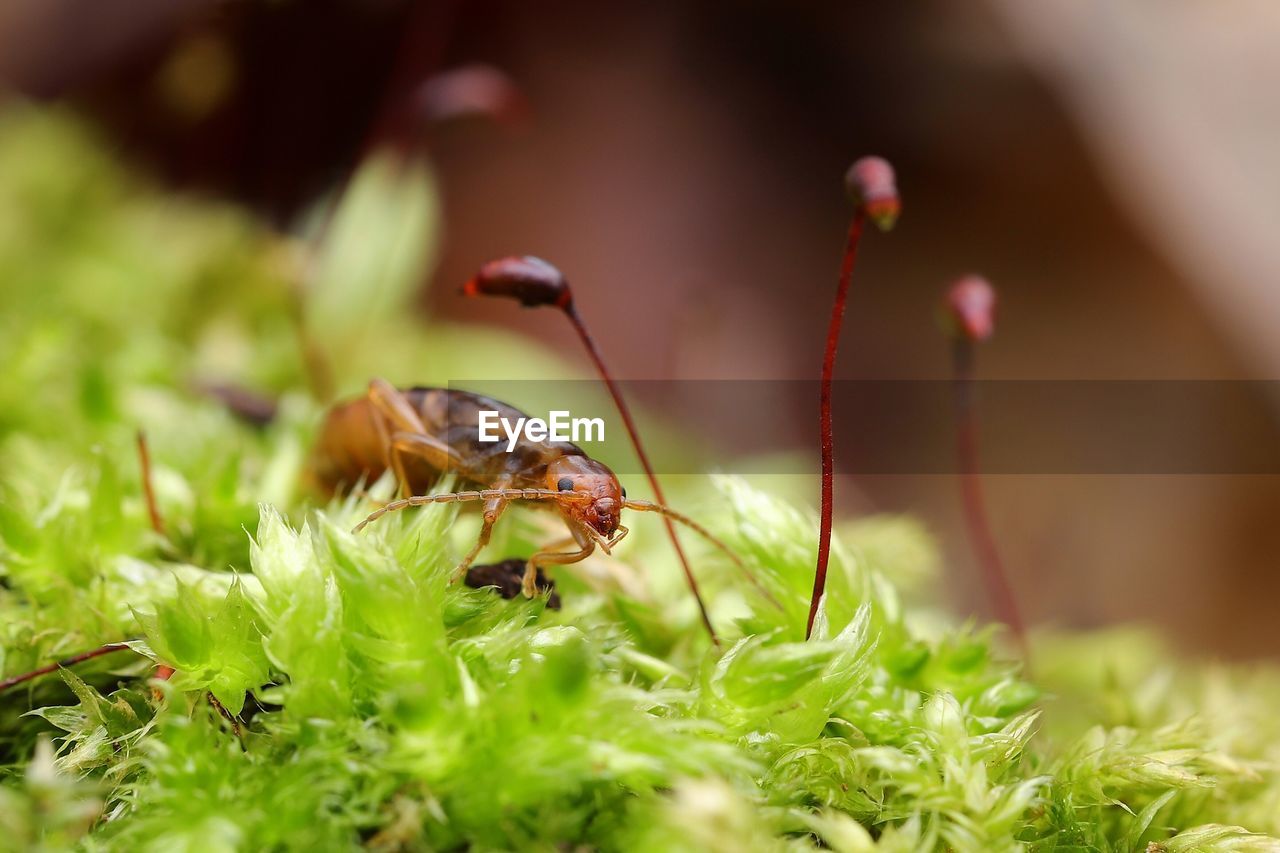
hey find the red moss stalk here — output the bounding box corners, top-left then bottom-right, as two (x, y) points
(0, 642), (133, 694)
(136, 429), (165, 537)
(807, 157), (900, 640)
(942, 275), (1028, 656)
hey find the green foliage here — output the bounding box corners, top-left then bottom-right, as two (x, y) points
(0, 739), (102, 851)
(2, 106), (1279, 852)
(303, 150), (442, 391)
(133, 578), (269, 716)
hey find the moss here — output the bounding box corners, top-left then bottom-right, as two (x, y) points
(1, 106), (1278, 852)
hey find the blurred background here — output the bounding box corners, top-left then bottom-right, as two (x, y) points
(2, 0), (1278, 657)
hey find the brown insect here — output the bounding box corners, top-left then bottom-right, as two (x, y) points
(313, 379), (744, 598)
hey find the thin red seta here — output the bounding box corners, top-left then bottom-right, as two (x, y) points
(1, 644), (238, 734)
(0, 642), (133, 694)
(463, 256), (720, 645)
(136, 429), (165, 537)
(807, 157), (900, 640)
(941, 274), (1029, 657)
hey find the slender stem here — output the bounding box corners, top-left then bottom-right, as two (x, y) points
(0, 642), (134, 694)
(807, 213), (866, 640)
(563, 305), (719, 645)
(206, 692), (244, 739)
(136, 430), (165, 537)
(951, 341), (1029, 655)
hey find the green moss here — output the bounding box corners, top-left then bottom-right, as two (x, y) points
(1, 106), (1278, 852)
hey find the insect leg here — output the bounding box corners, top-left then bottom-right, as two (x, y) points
(366, 378), (440, 496)
(367, 378), (428, 432)
(450, 482), (510, 584)
(389, 432), (463, 471)
(523, 525), (595, 598)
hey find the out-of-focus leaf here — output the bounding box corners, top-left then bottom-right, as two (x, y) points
(304, 149), (441, 385)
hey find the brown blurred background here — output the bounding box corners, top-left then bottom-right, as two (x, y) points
(2, 0), (1278, 657)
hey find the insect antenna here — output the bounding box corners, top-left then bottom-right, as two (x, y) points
(463, 256), (721, 644)
(940, 275), (1028, 657)
(622, 499), (782, 609)
(353, 487), (590, 533)
(808, 157), (901, 640)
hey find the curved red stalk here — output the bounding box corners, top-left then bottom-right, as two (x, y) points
(136, 430), (165, 537)
(0, 642), (133, 694)
(807, 213), (866, 640)
(943, 275), (1028, 656)
(807, 156), (900, 640)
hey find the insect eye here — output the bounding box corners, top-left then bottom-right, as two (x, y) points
(620, 487), (627, 499)
(557, 477), (574, 491)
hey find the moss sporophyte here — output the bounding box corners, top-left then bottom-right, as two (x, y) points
(2, 113), (1280, 850)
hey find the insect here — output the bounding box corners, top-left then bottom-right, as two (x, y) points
(313, 379), (744, 598)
